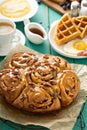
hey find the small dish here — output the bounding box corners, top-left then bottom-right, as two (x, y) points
(0, 29), (25, 56)
(49, 20), (87, 59)
(24, 21), (47, 44)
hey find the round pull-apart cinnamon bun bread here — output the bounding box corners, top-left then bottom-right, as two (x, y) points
(0, 52), (80, 113)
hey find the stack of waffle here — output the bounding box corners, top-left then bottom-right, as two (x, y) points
(54, 14), (87, 45)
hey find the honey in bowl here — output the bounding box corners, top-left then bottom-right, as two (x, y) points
(29, 28), (44, 38)
(0, 0), (31, 18)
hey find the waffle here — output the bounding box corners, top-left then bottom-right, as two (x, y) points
(54, 14), (81, 45)
(72, 16), (87, 39)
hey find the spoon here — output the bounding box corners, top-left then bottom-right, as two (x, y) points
(24, 19), (47, 44)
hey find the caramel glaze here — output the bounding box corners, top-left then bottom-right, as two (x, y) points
(0, 52), (80, 113)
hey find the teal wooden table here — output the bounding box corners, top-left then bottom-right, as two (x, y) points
(0, 2), (87, 130)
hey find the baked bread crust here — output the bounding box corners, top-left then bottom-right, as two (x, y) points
(0, 52), (80, 113)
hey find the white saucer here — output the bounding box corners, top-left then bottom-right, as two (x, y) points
(0, 29), (25, 56)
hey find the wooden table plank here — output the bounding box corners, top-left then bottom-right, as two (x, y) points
(42, 0), (70, 15)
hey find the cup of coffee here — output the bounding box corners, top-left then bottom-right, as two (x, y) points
(0, 19), (16, 48)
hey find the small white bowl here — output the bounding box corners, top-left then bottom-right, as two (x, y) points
(24, 22), (47, 44)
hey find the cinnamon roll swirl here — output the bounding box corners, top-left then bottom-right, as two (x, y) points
(57, 70), (80, 106)
(5, 52), (38, 69)
(0, 52), (80, 113)
(38, 54), (71, 73)
(0, 69), (26, 103)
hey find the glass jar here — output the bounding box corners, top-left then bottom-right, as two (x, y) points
(80, 0), (87, 16)
(70, 1), (80, 17)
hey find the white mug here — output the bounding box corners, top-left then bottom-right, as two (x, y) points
(0, 19), (16, 48)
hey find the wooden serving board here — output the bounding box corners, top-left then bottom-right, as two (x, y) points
(41, 0), (70, 14)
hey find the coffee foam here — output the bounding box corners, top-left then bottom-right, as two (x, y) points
(0, 22), (14, 35)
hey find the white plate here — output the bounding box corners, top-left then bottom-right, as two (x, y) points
(49, 20), (87, 59)
(0, 0), (38, 22)
(0, 29), (25, 56)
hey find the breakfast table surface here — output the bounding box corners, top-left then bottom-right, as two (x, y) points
(0, 1), (87, 130)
